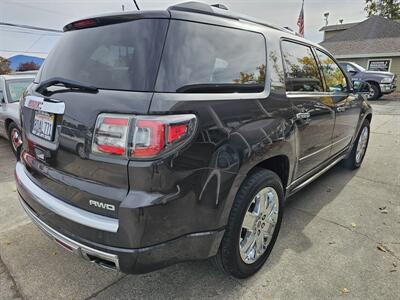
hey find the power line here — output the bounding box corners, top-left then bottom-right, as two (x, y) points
(0, 49), (48, 55)
(133, 0), (140, 10)
(0, 27), (62, 36)
(0, 22), (62, 33)
(25, 35), (44, 53)
(4, 0), (76, 18)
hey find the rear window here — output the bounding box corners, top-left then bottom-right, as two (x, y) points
(40, 19), (168, 91)
(155, 21), (266, 93)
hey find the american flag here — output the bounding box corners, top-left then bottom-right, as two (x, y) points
(297, 0), (305, 37)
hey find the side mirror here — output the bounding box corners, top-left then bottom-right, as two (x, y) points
(349, 70), (358, 76)
(353, 80), (370, 94)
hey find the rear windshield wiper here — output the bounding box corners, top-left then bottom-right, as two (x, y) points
(36, 77), (98, 94)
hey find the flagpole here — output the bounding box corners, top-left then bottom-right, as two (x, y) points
(297, 0), (305, 37)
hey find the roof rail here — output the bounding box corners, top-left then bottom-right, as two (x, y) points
(168, 2), (294, 35)
(211, 4), (228, 10)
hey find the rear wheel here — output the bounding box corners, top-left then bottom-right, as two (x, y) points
(367, 83), (380, 100)
(215, 169), (284, 278)
(7, 122), (22, 158)
(343, 119), (370, 170)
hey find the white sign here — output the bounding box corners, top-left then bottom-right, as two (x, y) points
(367, 59), (391, 72)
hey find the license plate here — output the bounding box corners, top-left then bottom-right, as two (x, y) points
(32, 111), (55, 141)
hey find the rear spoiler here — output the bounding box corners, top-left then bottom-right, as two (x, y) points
(63, 10), (170, 32)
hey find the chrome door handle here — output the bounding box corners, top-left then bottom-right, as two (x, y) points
(296, 112), (310, 120)
(337, 106), (346, 112)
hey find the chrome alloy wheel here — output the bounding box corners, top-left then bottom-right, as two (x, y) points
(356, 126), (369, 164)
(239, 187), (279, 264)
(368, 87), (375, 100)
(11, 128), (22, 152)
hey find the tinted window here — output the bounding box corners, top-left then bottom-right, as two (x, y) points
(281, 41), (323, 92)
(341, 63), (355, 73)
(6, 79), (33, 102)
(317, 50), (348, 93)
(40, 19), (168, 91)
(155, 21), (266, 93)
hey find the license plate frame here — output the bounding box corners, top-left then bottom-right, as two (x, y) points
(32, 110), (55, 141)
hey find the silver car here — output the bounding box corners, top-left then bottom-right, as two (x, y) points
(0, 74), (35, 156)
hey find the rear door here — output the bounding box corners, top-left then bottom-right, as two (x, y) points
(281, 40), (335, 178)
(315, 49), (361, 156)
(20, 18), (169, 217)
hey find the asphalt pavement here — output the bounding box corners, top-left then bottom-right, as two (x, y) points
(0, 99), (399, 300)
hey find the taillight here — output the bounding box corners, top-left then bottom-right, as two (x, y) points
(92, 114), (130, 156)
(71, 18), (98, 29)
(92, 114), (197, 159)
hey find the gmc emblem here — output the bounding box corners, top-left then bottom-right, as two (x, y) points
(27, 99), (43, 110)
(89, 200), (115, 211)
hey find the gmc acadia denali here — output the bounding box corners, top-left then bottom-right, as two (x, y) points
(15, 2), (372, 278)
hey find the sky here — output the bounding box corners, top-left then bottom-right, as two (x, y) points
(0, 0), (367, 59)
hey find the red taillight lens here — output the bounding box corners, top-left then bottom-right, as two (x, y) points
(92, 114), (196, 159)
(168, 124), (188, 143)
(72, 18), (98, 29)
(130, 115), (196, 159)
(92, 115), (130, 156)
(21, 150), (35, 167)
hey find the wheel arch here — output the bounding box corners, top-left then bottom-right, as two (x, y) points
(248, 155), (290, 189)
(364, 113), (372, 125)
(220, 150), (293, 229)
(5, 118), (16, 138)
(366, 80), (381, 93)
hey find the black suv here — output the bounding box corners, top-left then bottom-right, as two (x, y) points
(16, 2), (372, 278)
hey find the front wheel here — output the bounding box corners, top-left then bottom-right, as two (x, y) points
(367, 83), (380, 100)
(343, 119), (370, 170)
(214, 169), (284, 278)
(8, 122), (22, 158)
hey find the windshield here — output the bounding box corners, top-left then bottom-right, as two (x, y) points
(351, 62), (366, 72)
(6, 79), (33, 103)
(40, 19), (168, 92)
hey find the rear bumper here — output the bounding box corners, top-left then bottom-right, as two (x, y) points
(15, 162), (224, 274)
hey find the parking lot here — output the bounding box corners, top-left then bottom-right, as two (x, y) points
(0, 99), (399, 300)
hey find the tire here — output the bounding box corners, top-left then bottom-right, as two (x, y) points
(7, 122), (22, 158)
(214, 169), (284, 278)
(367, 83), (380, 100)
(343, 119), (370, 170)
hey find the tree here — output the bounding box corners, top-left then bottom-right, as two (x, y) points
(365, 0), (400, 19)
(0, 56), (12, 75)
(234, 64), (266, 84)
(16, 61), (40, 72)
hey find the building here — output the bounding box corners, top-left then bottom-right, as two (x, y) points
(320, 16), (400, 90)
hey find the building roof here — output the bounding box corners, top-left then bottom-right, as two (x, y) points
(319, 22), (358, 32)
(320, 16), (400, 57)
(0, 74), (36, 80)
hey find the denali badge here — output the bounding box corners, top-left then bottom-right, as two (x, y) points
(89, 200), (115, 211)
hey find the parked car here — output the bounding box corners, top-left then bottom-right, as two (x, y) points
(15, 2), (372, 279)
(0, 74), (35, 156)
(339, 61), (397, 100)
